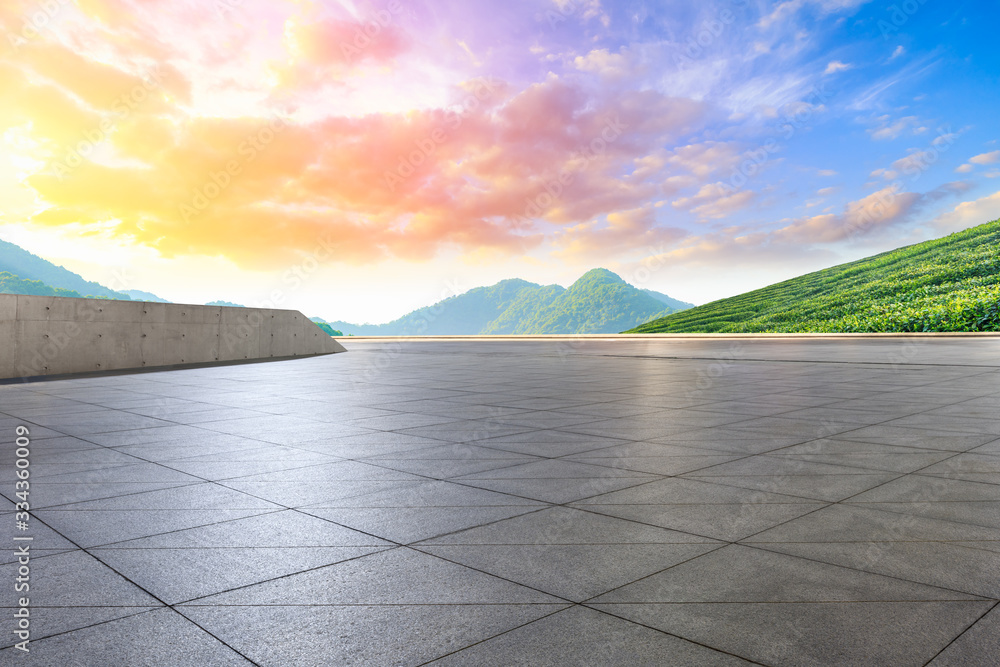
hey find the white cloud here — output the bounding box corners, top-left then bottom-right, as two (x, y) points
(870, 168), (898, 180)
(758, 0), (873, 30)
(955, 164), (974, 174)
(891, 45), (905, 60)
(891, 150), (940, 179)
(672, 183), (757, 220)
(573, 48), (632, 79)
(932, 189), (1000, 233)
(552, 206), (687, 262)
(970, 151), (1000, 165)
(869, 115), (920, 141)
(774, 185), (921, 243)
(824, 60), (852, 75)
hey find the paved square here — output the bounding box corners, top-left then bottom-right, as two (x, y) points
(3, 337), (1000, 665)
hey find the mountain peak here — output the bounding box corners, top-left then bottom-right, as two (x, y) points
(573, 268), (626, 286)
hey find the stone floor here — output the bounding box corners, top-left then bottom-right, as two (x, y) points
(2, 337), (1000, 665)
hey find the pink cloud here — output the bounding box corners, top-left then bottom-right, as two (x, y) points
(774, 186), (921, 243)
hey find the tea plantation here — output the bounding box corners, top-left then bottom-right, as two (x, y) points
(628, 219), (1000, 333)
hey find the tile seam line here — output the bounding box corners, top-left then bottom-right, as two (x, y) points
(9, 508), (264, 665)
(926, 598), (998, 667)
(412, 605), (572, 667)
(417, 602), (771, 667)
(737, 542), (998, 602)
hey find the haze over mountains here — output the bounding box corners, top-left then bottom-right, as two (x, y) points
(328, 269), (693, 335)
(0, 238), (693, 335)
(0, 238), (132, 299)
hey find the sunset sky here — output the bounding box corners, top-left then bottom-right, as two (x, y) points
(1, 0), (997, 323)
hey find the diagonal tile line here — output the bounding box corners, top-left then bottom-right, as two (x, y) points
(920, 599), (1000, 666)
(3, 512), (264, 665)
(573, 542), (731, 605)
(577, 603), (774, 666)
(413, 605), (572, 666)
(734, 543), (999, 603)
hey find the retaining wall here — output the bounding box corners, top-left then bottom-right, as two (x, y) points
(0, 295), (346, 380)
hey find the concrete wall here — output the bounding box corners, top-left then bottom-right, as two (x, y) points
(0, 295), (346, 380)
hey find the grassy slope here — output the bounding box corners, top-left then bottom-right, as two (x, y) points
(629, 219), (1000, 333)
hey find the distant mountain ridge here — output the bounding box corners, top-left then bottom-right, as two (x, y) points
(0, 271), (84, 298)
(124, 289), (170, 303)
(0, 238), (130, 299)
(0, 237), (694, 335)
(329, 269), (694, 335)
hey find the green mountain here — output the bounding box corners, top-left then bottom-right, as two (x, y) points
(641, 288), (694, 311)
(0, 238), (130, 299)
(124, 289), (170, 303)
(0, 272), (83, 298)
(329, 269), (693, 335)
(629, 218), (1000, 333)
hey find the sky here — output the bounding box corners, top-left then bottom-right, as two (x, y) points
(1, 0), (998, 323)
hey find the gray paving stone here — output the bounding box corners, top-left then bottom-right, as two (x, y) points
(745, 502), (1000, 544)
(472, 428), (629, 458)
(179, 603), (567, 666)
(16, 480), (202, 509)
(590, 544), (986, 604)
(572, 476), (825, 541)
(828, 425), (997, 451)
(90, 511), (392, 603)
(0, 607), (163, 652)
(4, 338), (1000, 663)
(570, 453), (744, 476)
(419, 541), (719, 601)
(0, 550), (162, 645)
(846, 500), (1000, 530)
(928, 603), (1000, 666)
(454, 472), (655, 504)
(589, 601), (993, 666)
(182, 547), (562, 605)
(753, 540), (1000, 599)
(428, 605), (753, 666)
(681, 470), (899, 502)
(0, 608), (253, 665)
(847, 474), (1000, 503)
(302, 481), (545, 542)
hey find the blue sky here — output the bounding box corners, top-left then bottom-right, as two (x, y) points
(0, 0), (997, 321)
